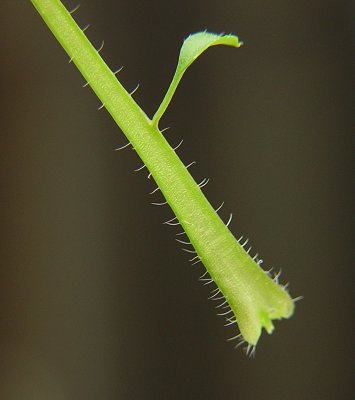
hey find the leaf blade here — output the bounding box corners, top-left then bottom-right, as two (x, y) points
(177, 31), (242, 74)
(152, 31), (242, 125)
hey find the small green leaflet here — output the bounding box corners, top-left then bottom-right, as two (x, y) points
(178, 31), (242, 74)
(152, 31), (242, 125)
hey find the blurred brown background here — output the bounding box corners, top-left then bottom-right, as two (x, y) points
(0, 1), (353, 399)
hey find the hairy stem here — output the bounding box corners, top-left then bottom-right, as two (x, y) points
(31, 0), (295, 347)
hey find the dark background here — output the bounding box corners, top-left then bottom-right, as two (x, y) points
(0, 1), (353, 399)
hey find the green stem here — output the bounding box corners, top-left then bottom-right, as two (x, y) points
(31, 0), (295, 349)
(152, 69), (182, 126)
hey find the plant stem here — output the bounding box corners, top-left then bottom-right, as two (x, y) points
(31, 0), (295, 347)
(152, 69), (181, 126)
